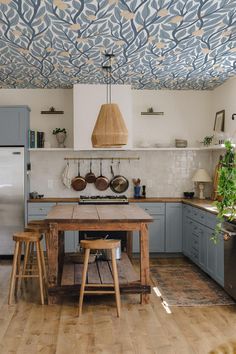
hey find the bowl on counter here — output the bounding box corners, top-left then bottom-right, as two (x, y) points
(183, 192), (194, 199)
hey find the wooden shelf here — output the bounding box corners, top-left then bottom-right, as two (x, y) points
(28, 146), (227, 152)
(41, 111), (64, 114)
(29, 148), (74, 151)
(141, 112), (164, 116)
(41, 107), (64, 114)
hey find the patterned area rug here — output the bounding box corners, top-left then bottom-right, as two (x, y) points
(151, 264), (235, 307)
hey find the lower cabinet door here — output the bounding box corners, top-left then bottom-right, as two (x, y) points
(199, 226), (207, 271)
(206, 228), (216, 278)
(65, 231), (79, 253)
(183, 218), (193, 257)
(165, 203), (182, 252)
(149, 214), (165, 252)
(132, 214), (165, 252)
(215, 234), (224, 287)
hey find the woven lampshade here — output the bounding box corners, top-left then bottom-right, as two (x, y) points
(91, 103), (128, 148)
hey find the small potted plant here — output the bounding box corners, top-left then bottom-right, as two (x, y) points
(52, 128), (67, 148)
(212, 140), (236, 242)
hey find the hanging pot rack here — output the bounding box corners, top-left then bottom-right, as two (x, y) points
(64, 157), (139, 161)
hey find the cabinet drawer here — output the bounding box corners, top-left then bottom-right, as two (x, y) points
(139, 203), (165, 215)
(28, 203), (56, 215)
(205, 212), (217, 230)
(191, 208), (206, 224)
(192, 222), (204, 237)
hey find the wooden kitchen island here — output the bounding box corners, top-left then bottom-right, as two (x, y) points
(45, 204), (153, 305)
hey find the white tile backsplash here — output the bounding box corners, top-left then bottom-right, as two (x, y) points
(29, 150), (213, 198)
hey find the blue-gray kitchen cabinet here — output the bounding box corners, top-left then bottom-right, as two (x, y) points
(56, 203), (79, 252)
(215, 234), (224, 287)
(0, 106), (30, 146)
(133, 203), (165, 253)
(183, 204), (224, 287)
(28, 202), (79, 252)
(182, 205), (193, 257)
(165, 203), (182, 252)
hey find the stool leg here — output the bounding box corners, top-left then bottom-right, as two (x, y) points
(28, 242), (35, 274)
(111, 248), (121, 318)
(21, 241), (30, 288)
(78, 248), (90, 317)
(39, 241), (47, 299)
(36, 241), (44, 305)
(15, 241), (22, 297)
(8, 241), (20, 305)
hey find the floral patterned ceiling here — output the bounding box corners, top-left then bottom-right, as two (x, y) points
(0, 0), (236, 90)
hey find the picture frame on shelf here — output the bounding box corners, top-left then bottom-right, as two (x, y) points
(213, 110), (225, 132)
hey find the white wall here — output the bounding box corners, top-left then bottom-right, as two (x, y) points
(132, 90), (213, 147)
(211, 78), (236, 140)
(0, 89), (73, 148)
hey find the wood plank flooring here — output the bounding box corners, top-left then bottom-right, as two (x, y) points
(1, 257), (236, 354)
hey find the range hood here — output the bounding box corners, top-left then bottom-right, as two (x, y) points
(91, 103), (128, 148)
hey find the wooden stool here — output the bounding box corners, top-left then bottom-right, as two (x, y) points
(8, 232), (47, 305)
(26, 220), (50, 253)
(78, 239), (121, 317)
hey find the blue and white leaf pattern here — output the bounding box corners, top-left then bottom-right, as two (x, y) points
(0, 0), (235, 89)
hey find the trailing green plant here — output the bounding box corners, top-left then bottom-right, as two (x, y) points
(52, 128), (67, 135)
(211, 140), (236, 243)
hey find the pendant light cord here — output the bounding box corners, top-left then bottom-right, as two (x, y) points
(109, 57), (111, 104)
(104, 53), (113, 104)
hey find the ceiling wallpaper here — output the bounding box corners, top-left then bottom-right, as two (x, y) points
(0, 0), (236, 90)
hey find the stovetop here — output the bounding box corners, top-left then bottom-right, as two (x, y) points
(79, 195), (129, 205)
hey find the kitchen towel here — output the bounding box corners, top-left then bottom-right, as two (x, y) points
(62, 162), (71, 189)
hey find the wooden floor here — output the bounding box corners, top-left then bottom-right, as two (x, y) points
(1, 257), (236, 354)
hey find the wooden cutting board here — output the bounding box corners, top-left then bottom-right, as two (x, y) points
(211, 155), (223, 200)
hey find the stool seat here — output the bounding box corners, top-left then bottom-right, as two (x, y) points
(13, 232), (43, 242)
(80, 239), (120, 250)
(78, 239), (121, 317)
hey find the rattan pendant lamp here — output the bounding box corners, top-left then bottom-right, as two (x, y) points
(91, 53), (128, 148)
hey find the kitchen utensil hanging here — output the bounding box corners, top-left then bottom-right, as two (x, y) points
(71, 161), (87, 191)
(85, 160), (96, 183)
(61, 161), (71, 189)
(94, 160), (110, 191)
(110, 161), (129, 194)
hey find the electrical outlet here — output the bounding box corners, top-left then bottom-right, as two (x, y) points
(48, 179), (54, 189)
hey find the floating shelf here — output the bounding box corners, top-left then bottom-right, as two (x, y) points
(28, 146), (228, 152)
(41, 107), (64, 114)
(141, 112), (164, 116)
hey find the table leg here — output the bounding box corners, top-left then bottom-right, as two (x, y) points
(126, 231), (133, 261)
(58, 231), (65, 286)
(140, 223), (150, 304)
(47, 223), (59, 304)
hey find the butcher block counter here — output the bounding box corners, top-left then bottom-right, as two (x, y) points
(28, 197), (218, 215)
(45, 203), (153, 305)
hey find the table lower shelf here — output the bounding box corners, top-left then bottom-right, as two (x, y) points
(48, 253), (151, 298)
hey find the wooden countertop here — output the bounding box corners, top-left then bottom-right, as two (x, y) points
(28, 197), (219, 215)
(28, 197), (183, 203)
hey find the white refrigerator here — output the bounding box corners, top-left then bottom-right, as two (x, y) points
(0, 147), (24, 255)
